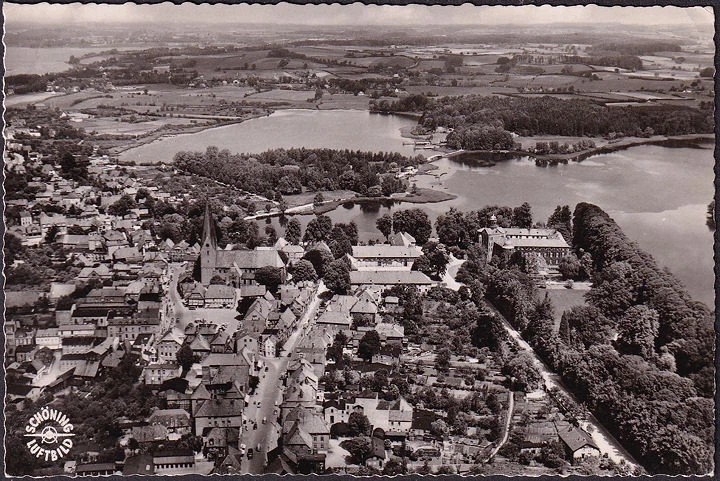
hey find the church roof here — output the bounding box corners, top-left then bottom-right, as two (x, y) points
(202, 203), (218, 250)
(213, 249), (284, 270)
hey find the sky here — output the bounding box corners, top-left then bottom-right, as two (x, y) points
(3, 2), (715, 27)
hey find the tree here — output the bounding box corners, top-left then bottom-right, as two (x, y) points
(358, 330), (382, 362)
(264, 225), (278, 245)
(558, 254), (582, 280)
(108, 194), (137, 217)
(392, 209), (432, 244)
(512, 202), (533, 228)
(376, 213), (393, 240)
(324, 259), (350, 294)
(415, 247), (450, 280)
(56, 295), (75, 311)
(373, 369), (389, 391)
(328, 226), (353, 259)
(430, 419), (449, 438)
(35, 347), (54, 367)
(548, 205), (573, 243)
(277, 175), (302, 195)
(303, 248), (335, 278)
(255, 266), (284, 293)
(435, 347), (452, 372)
(436, 207), (479, 249)
(341, 436), (372, 465)
(4, 233), (23, 264)
(382, 459), (404, 476)
(486, 392), (501, 414)
(336, 222), (359, 245)
(303, 214), (332, 243)
(381, 175), (405, 196)
(501, 352), (542, 392)
(59, 150), (89, 181)
(615, 305), (659, 359)
(290, 259), (317, 283)
(209, 275), (225, 285)
(347, 413), (372, 437)
(284, 218), (302, 245)
(176, 344), (196, 371)
(313, 192), (325, 207)
(44, 225), (60, 243)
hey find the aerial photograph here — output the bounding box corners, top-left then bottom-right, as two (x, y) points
(2, 2), (715, 478)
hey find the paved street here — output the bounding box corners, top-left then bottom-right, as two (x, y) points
(161, 266), (328, 474)
(165, 263), (241, 337)
(238, 281), (326, 474)
(240, 356), (285, 474)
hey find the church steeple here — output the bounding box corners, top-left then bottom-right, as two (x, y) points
(202, 203), (217, 251)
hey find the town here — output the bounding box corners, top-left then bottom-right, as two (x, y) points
(3, 4), (715, 478)
(4, 124), (640, 476)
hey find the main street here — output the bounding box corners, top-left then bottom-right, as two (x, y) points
(239, 281), (327, 474)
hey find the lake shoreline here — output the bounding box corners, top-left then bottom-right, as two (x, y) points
(435, 133), (714, 167)
(113, 108), (422, 163)
(110, 113), (273, 161)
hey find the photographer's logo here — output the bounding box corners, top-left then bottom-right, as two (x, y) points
(24, 407), (75, 462)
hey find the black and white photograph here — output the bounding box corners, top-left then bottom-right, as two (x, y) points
(2, 2), (716, 477)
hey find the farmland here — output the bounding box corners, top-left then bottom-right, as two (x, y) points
(5, 24), (713, 157)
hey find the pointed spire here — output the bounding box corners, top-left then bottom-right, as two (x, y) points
(202, 202), (217, 250)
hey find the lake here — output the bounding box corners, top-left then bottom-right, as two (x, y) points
(124, 109), (714, 307)
(4, 47), (109, 76)
(118, 109), (421, 163)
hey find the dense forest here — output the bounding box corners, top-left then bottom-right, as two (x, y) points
(458, 202), (713, 475)
(174, 146), (422, 197)
(372, 95), (713, 144)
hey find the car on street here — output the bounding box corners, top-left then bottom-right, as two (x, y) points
(262, 417), (267, 424)
(247, 449), (253, 459)
(256, 443), (261, 452)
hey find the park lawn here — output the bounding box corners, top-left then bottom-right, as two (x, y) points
(541, 287), (587, 331)
(397, 187), (456, 204)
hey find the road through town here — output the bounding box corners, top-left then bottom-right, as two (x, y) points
(240, 281), (326, 474)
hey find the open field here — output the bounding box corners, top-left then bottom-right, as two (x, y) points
(79, 116), (208, 136)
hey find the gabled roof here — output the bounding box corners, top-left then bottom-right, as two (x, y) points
(191, 383), (211, 401)
(351, 297), (378, 314)
(556, 423), (598, 452)
(215, 249), (285, 270)
(317, 310), (351, 326)
(194, 398), (244, 418)
(202, 353), (250, 368)
(352, 245), (422, 259)
(285, 422), (313, 449)
(350, 270), (432, 286)
(148, 409), (191, 426)
(189, 334), (211, 352)
(375, 322), (405, 339)
(205, 284), (235, 299)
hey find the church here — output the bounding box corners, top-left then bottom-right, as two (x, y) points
(199, 205), (286, 286)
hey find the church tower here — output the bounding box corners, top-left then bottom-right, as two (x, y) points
(200, 203), (218, 285)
